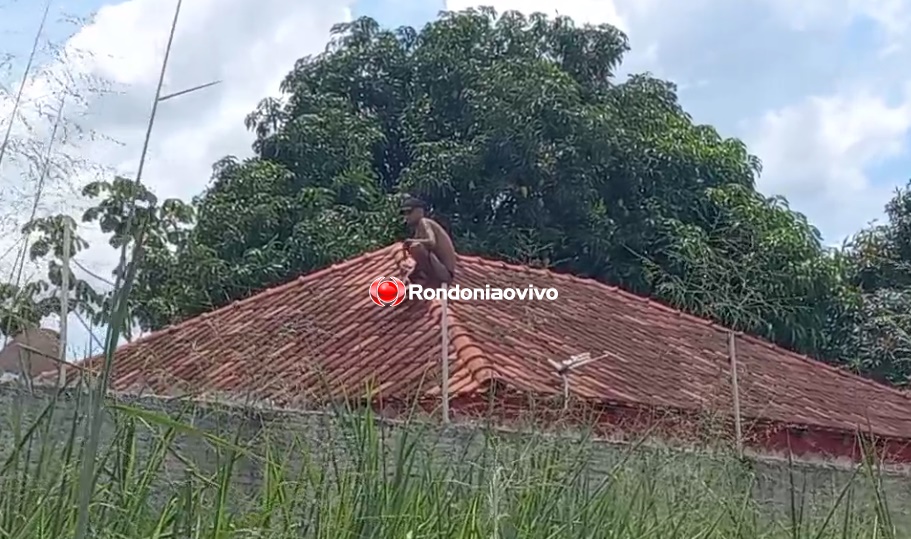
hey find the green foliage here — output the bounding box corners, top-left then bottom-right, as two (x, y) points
(833, 182), (911, 385)
(0, 281), (55, 337)
(652, 185), (843, 356)
(1, 215), (88, 340)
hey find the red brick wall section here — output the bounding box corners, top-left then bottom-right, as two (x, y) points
(363, 392), (911, 465)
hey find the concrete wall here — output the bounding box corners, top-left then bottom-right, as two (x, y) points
(1, 384), (910, 528)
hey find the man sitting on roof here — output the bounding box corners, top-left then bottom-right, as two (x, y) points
(401, 196), (457, 289)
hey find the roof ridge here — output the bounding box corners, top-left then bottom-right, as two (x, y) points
(457, 253), (911, 400)
(444, 296), (494, 390)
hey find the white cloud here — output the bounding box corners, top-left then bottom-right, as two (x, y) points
(751, 91), (911, 195)
(763, 0), (910, 37)
(0, 0), (353, 357)
(746, 87), (911, 242)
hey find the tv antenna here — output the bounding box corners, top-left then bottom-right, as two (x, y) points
(548, 352), (609, 409)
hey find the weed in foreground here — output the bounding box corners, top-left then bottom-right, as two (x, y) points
(0, 390), (906, 538)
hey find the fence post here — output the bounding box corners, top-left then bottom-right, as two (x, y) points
(728, 331), (743, 459)
(440, 283), (450, 424)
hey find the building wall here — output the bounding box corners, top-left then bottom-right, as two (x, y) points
(0, 328), (60, 377)
(1, 384), (910, 527)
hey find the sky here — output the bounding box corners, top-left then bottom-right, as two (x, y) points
(1, 0), (910, 358)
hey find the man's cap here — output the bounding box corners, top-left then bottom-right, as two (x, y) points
(400, 196), (427, 211)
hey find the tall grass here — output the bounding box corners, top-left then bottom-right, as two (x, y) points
(0, 387), (908, 538)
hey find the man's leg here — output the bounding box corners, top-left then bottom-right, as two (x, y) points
(426, 252), (453, 285)
(406, 243), (452, 287)
(402, 243), (426, 286)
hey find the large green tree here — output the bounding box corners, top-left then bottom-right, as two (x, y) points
(26, 9), (907, 384)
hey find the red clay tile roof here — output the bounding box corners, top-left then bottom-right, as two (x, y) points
(43, 243), (911, 458)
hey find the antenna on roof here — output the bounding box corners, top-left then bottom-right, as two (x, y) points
(727, 331), (743, 460)
(548, 352), (607, 410)
(440, 284), (450, 424)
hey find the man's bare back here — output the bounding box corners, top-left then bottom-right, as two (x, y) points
(412, 217), (456, 278)
(400, 197), (457, 287)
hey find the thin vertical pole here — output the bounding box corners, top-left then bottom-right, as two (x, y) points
(562, 372), (569, 410)
(440, 283), (450, 424)
(58, 221), (71, 386)
(73, 3), (184, 538)
(728, 331), (743, 459)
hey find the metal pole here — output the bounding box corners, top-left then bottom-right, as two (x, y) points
(440, 283), (450, 424)
(562, 372), (569, 410)
(58, 221), (71, 386)
(728, 331), (743, 459)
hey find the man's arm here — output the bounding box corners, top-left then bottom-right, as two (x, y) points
(406, 219), (437, 249)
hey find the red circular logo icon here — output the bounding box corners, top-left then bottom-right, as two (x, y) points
(369, 276), (406, 306)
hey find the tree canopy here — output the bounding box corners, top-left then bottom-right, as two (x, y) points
(9, 9), (911, 386)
